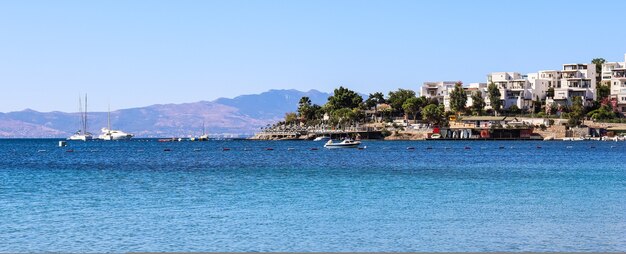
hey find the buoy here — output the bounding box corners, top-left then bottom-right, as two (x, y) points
(164, 148), (171, 152)
(266, 148), (274, 151)
(464, 146), (471, 150)
(310, 148), (318, 151)
(426, 147), (433, 150)
(58, 141), (67, 147)
(223, 148), (231, 151)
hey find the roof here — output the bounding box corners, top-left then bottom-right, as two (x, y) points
(459, 116), (507, 121)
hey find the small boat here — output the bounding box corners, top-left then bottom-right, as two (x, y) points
(67, 94), (93, 141)
(313, 136), (331, 141)
(98, 105), (133, 140)
(198, 122), (209, 141)
(323, 139), (361, 149)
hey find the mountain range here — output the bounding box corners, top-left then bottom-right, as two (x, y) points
(0, 89), (331, 138)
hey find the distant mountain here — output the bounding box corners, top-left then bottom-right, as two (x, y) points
(0, 89), (333, 138)
(214, 89), (330, 119)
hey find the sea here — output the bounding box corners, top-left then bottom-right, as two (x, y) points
(1, 139), (625, 252)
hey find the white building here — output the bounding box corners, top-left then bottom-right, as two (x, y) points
(465, 83), (488, 110)
(487, 72), (533, 110)
(527, 71), (553, 101)
(550, 63), (596, 105)
(602, 54), (626, 114)
(420, 81), (458, 111)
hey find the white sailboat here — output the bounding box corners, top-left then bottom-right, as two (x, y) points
(98, 105), (133, 140)
(67, 94), (93, 141)
(198, 122), (209, 141)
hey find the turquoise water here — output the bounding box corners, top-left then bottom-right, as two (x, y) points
(1, 139), (625, 252)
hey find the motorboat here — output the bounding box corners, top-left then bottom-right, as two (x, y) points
(68, 131), (93, 141)
(98, 128), (134, 140)
(67, 94), (93, 141)
(323, 139), (361, 149)
(97, 106), (133, 140)
(313, 135), (331, 141)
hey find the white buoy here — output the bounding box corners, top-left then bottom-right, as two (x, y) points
(58, 141), (67, 147)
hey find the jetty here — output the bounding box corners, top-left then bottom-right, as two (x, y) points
(251, 126), (382, 140)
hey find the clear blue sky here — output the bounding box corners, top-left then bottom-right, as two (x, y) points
(1, 0), (625, 112)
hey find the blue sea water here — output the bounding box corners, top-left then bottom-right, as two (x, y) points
(0, 139), (625, 252)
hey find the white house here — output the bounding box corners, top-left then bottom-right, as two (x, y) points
(602, 54), (626, 114)
(554, 63), (596, 104)
(421, 81), (458, 111)
(487, 72), (533, 110)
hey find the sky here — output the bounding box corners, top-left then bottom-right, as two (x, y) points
(1, 0), (626, 112)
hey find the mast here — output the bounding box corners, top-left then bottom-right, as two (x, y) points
(78, 94), (84, 134)
(107, 104), (111, 131)
(84, 94), (88, 135)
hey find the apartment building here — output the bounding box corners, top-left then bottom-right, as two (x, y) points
(465, 83), (488, 110)
(487, 72), (533, 110)
(602, 54), (626, 113)
(550, 63), (596, 105)
(420, 81), (457, 111)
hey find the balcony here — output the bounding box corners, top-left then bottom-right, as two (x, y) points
(613, 70), (626, 78)
(565, 80), (591, 88)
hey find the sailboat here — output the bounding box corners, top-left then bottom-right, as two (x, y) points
(198, 121), (209, 141)
(67, 94), (93, 141)
(98, 105), (134, 140)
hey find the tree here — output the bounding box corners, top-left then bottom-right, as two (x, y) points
(546, 87), (555, 98)
(422, 104), (444, 125)
(388, 88), (416, 116)
(568, 96), (585, 126)
(297, 96), (312, 121)
(365, 92), (386, 109)
(597, 81), (611, 100)
(587, 105), (617, 120)
(508, 105), (521, 115)
(487, 82), (502, 116)
(592, 58), (606, 84)
(470, 91), (485, 115)
(449, 82), (467, 114)
(402, 97), (422, 121)
(532, 95), (542, 114)
(325, 86), (363, 112)
(284, 112), (298, 124)
(331, 108), (356, 127)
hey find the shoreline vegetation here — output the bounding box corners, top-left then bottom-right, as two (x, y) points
(252, 78), (626, 141)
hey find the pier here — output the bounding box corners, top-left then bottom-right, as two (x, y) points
(251, 126), (383, 140)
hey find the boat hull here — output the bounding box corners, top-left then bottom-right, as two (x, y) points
(323, 141), (361, 149)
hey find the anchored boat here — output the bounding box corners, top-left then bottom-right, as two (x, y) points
(323, 139), (361, 149)
(67, 94), (93, 141)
